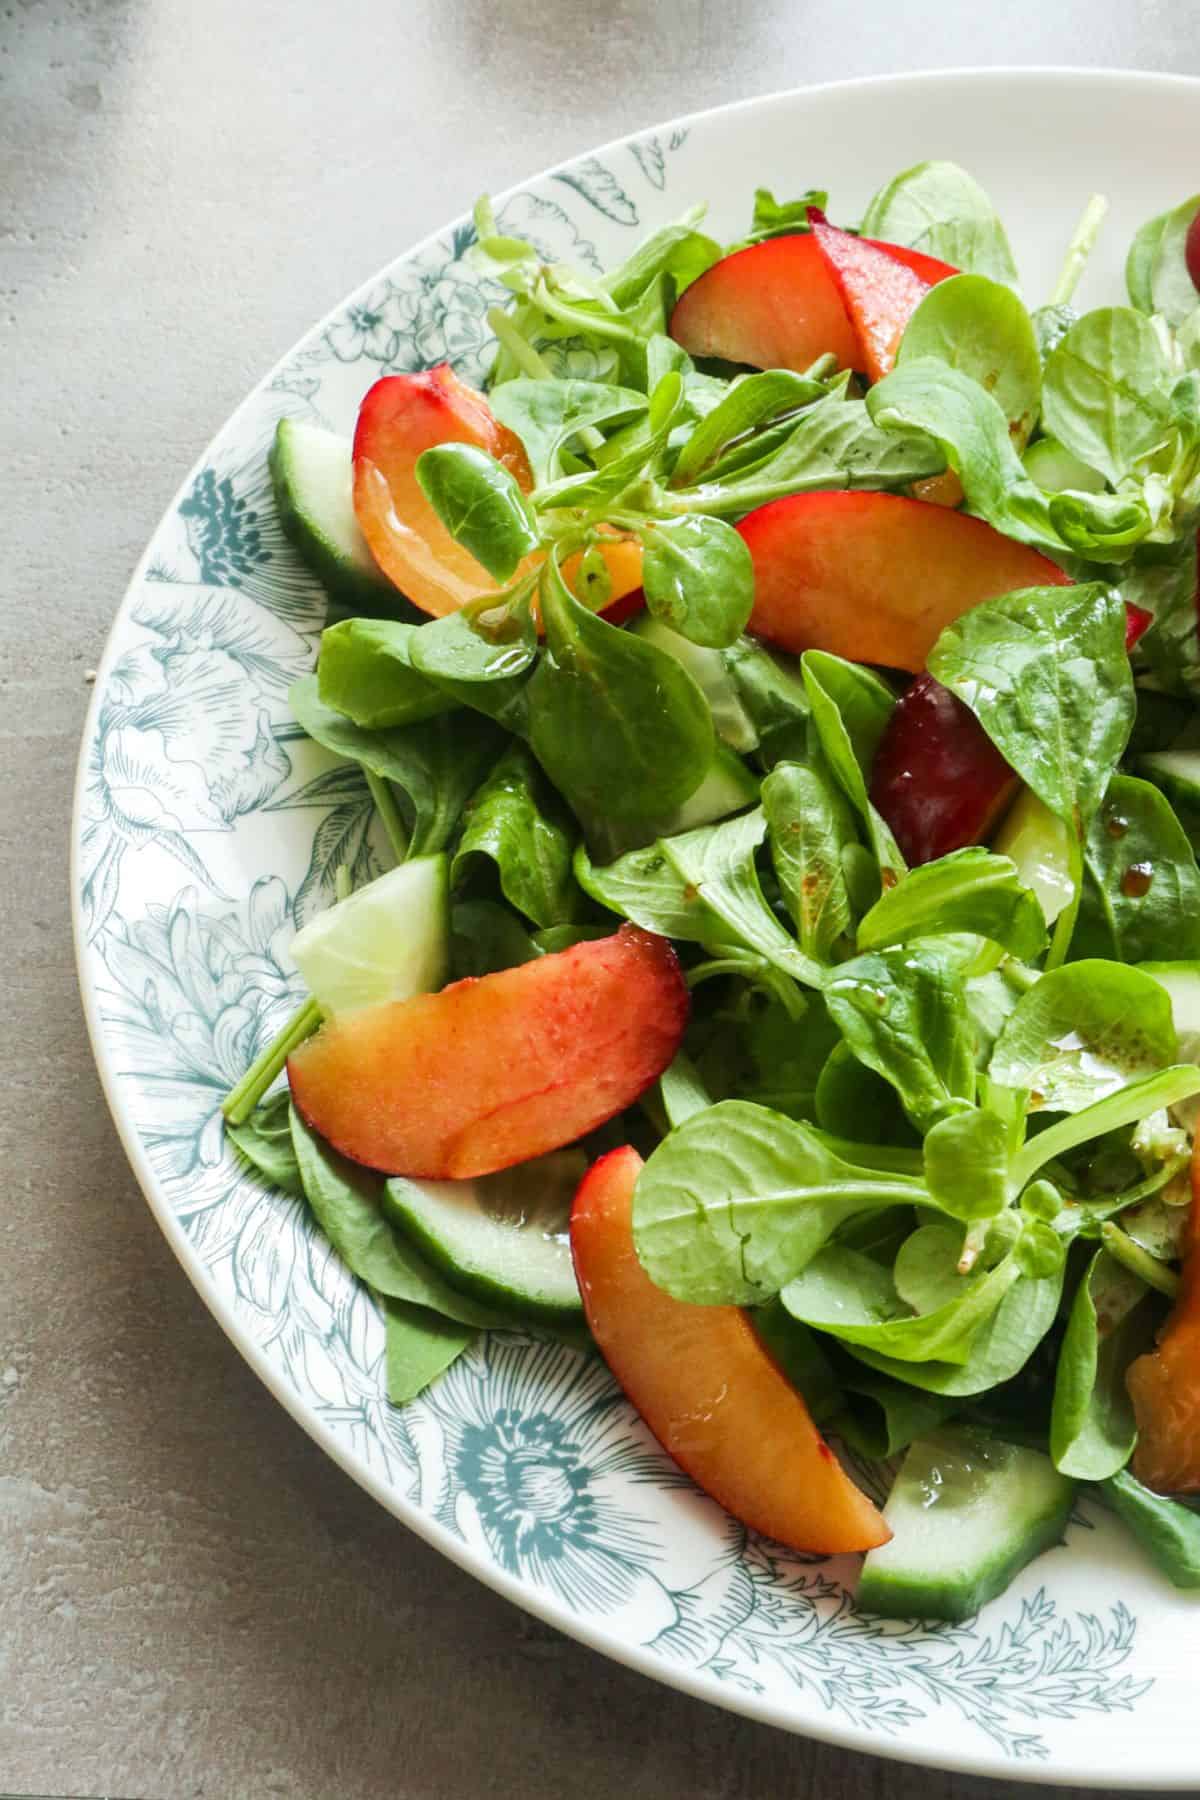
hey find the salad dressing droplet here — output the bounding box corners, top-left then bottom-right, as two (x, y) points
(1105, 813), (1130, 839)
(1121, 861), (1154, 898)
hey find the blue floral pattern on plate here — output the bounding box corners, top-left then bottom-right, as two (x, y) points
(74, 84), (1196, 1785)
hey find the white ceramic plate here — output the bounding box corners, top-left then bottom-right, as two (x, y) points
(73, 69), (1200, 1789)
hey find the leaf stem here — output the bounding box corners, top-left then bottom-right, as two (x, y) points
(486, 306), (605, 453)
(222, 864), (355, 1128)
(1100, 1221), (1180, 1298)
(1044, 833), (1084, 971)
(686, 954), (808, 1021)
(365, 769), (409, 863)
(1050, 193), (1109, 308)
(222, 997), (322, 1126)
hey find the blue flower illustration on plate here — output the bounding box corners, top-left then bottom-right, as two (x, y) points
(95, 877), (300, 1187)
(326, 282), (407, 364)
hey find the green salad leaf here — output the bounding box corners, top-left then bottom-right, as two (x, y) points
(527, 556), (713, 827)
(1041, 307), (1175, 486)
(632, 1099), (923, 1305)
(989, 960), (1177, 1113)
(452, 743), (580, 928)
(415, 442), (538, 581)
(860, 160), (1019, 283)
(856, 848), (1047, 961)
(801, 650), (904, 884)
(898, 272), (1041, 445)
(1074, 774), (1200, 963)
(639, 513), (754, 647)
(824, 942), (976, 1133)
(1049, 1247), (1151, 1479)
(762, 759), (857, 962)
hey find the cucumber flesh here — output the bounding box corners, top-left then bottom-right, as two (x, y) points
(655, 746), (759, 836)
(1023, 435), (1106, 495)
(290, 855), (449, 1016)
(383, 1150), (587, 1321)
(991, 786), (1074, 924)
(1139, 961), (1200, 1129)
(270, 418), (402, 616)
(628, 614), (759, 752)
(857, 1425), (1074, 1621)
(1140, 749), (1200, 810)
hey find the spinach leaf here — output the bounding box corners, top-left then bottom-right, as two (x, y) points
(662, 807), (824, 989)
(1042, 308), (1175, 487)
(745, 186), (828, 242)
(781, 1232), (1022, 1365)
(1050, 1247), (1151, 1479)
(1124, 533), (1200, 700)
(1103, 1467), (1200, 1588)
(824, 942), (976, 1133)
(898, 273), (1041, 445)
(868, 361), (1149, 561)
(1126, 205), (1175, 313)
(762, 759), (856, 962)
(488, 378), (649, 485)
(290, 1109), (508, 1327)
(640, 514), (754, 647)
(1009, 1064), (1200, 1192)
(631, 1098), (923, 1305)
(721, 637), (811, 765)
(406, 588), (538, 732)
(452, 743), (580, 928)
(833, 1370), (960, 1459)
(860, 160), (1019, 284)
(750, 1300), (844, 1423)
(1126, 193), (1200, 325)
(226, 1090), (303, 1197)
(1074, 775), (1200, 964)
(857, 848), (1047, 962)
(923, 1107), (1011, 1221)
(990, 960), (1177, 1114)
(801, 650), (904, 883)
(414, 443), (538, 582)
(672, 393), (944, 518)
(534, 369), (685, 510)
(384, 1300), (475, 1404)
(927, 583), (1134, 833)
(669, 370), (829, 485)
(849, 1255), (1065, 1397)
(657, 1050), (713, 1129)
(450, 898), (540, 978)
(527, 556), (713, 827)
(317, 618), (453, 730)
(814, 1041), (919, 1146)
(704, 989), (842, 1121)
(289, 675), (503, 857)
(575, 835), (718, 941)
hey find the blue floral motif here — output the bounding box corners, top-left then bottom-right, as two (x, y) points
(94, 877), (300, 1188)
(75, 120), (1169, 1779)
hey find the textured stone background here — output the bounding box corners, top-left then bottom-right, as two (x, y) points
(4, 4), (1200, 1796)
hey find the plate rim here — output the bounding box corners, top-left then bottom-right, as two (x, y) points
(71, 64), (1200, 1790)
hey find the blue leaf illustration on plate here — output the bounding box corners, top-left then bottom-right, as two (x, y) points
(630, 135), (666, 190)
(553, 158), (639, 227)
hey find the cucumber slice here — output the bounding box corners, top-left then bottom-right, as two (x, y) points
(269, 418), (402, 616)
(1023, 435), (1106, 495)
(291, 856), (449, 1015)
(655, 746), (760, 836)
(1140, 749), (1200, 810)
(628, 614), (758, 752)
(383, 1150), (587, 1322)
(1139, 960), (1200, 1127)
(991, 787), (1074, 924)
(857, 1425), (1074, 1621)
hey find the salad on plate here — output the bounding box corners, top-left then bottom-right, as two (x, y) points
(221, 159), (1200, 1622)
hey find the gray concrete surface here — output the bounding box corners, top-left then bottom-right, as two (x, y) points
(4, 4), (1200, 1796)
